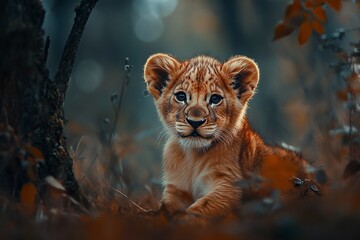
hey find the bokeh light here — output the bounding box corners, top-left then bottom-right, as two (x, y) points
(74, 60), (103, 93)
(132, 0), (178, 42)
(134, 16), (164, 42)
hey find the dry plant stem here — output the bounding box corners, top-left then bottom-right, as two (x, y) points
(346, 49), (359, 166)
(348, 94), (354, 162)
(110, 59), (132, 146)
(104, 186), (149, 213)
(106, 59), (131, 190)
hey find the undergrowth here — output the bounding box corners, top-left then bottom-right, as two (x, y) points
(1, 21), (360, 239)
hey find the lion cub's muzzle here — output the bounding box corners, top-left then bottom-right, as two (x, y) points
(183, 107), (210, 137)
(175, 106), (216, 147)
(186, 118), (206, 136)
(187, 106), (206, 127)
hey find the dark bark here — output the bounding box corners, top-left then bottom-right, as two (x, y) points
(0, 0), (98, 208)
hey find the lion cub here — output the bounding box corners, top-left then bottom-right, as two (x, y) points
(144, 54), (311, 217)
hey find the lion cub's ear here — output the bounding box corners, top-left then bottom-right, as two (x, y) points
(222, 56), (260, 103)
(144, 53), (181, 100)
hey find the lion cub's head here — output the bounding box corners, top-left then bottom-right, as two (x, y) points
(144, 54), (259, 149)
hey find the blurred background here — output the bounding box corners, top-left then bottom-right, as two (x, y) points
(42, 0), (359, 201)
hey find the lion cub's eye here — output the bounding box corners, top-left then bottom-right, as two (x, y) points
(174, 91), (187, 103)
(209, 94), (223, 105)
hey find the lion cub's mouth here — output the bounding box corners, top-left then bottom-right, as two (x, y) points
(181, 130), (212, 139)
(190, 131), (199, 137)
(175, 122), (215, 140)
(179, 131), (202, 138)
(186, 131), (203, 138)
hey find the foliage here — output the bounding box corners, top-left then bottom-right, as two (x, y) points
(320, 31), (360, 179)
(2, 49), (360, 238)
(1, 0), (360, 239)
(273, 0), (360, 45)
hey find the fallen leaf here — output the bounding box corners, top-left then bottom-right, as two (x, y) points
(20, 182), (37, 211)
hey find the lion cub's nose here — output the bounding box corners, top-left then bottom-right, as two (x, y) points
(186, 118), (205, 129)
(186, 107), (206, 129)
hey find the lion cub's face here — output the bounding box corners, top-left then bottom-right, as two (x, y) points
(144, 54), (259, 149)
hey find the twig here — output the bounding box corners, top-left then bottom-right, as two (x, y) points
(50, 0), (99, 208)
(54, 0), (99, 97)
(104, 186), (149, 213)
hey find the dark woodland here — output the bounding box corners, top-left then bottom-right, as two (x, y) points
(0, 0), (360, 239)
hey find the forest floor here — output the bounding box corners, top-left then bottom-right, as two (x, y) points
(1, 174), (360, 240)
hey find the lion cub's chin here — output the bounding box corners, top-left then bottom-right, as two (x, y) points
(179, 137), (212, 150)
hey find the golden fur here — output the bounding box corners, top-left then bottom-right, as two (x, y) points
(144, 54), (311, 217)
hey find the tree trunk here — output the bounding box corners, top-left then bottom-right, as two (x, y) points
(0, 0), (98, 208)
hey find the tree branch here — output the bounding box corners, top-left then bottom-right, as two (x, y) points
(47, 0), (99, 208)
(54, 0), (99, 97)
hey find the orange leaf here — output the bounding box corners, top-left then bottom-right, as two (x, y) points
(336, 89), (348, 102)
(312, 6), (327, 22)
(20, 182), (37, 211)
(298, 21), (312, 45)
(24, 144), (44, 161)
(312, 20), (325, 34)
(304, 0), (313, 8)
(305, 0), (325, 8)
(347, 72), (360, 96)
(273, 22), (295, 41)
(287, 12), (307, 29)
(325, 0), (342, 11)
(285, 0), (302, 21)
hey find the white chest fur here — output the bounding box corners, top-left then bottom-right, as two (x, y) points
(162, 149), (214, 201)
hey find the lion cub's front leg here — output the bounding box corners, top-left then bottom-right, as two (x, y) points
(161, 184), (193, 215)
(186, 181), (241, 217)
